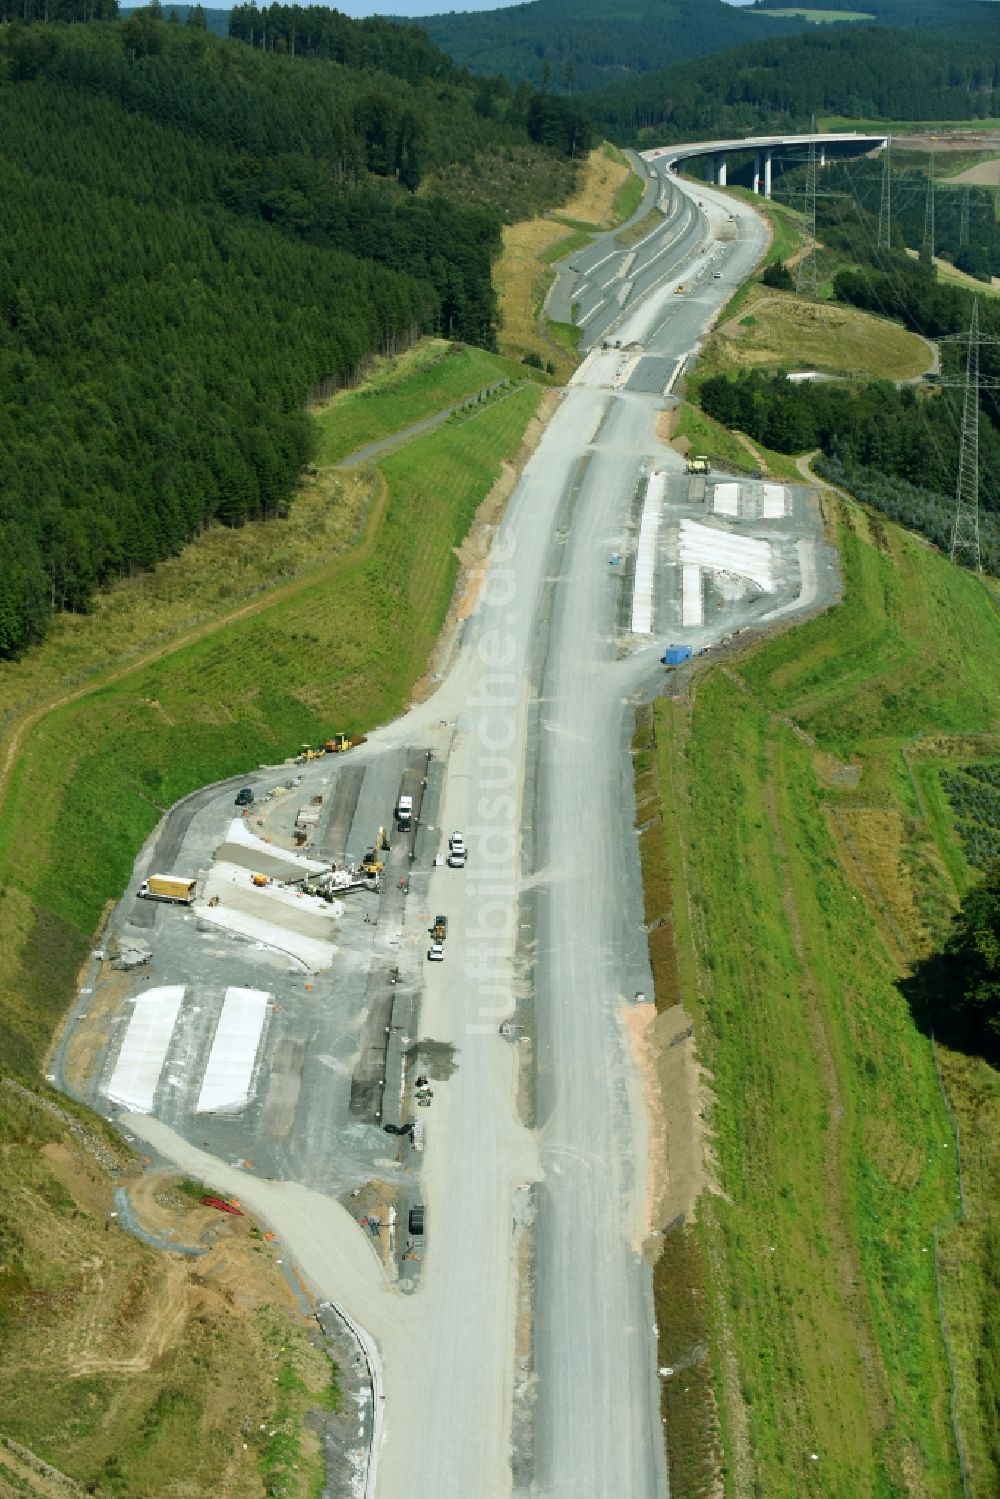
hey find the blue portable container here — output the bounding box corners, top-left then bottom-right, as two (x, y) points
(661, 644), (693, 666)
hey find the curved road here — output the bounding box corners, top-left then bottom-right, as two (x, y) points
(126, 163), (771, 1498)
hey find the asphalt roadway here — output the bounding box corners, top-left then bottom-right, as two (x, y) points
(110, 168), (812, 1498)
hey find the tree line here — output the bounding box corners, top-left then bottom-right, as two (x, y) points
(587, 19), (1000, 143)
(0, 14), (579, 656)
(698, 368), (1000, 573)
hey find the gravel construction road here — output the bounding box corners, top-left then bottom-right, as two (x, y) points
(97, 162), (838, 1499)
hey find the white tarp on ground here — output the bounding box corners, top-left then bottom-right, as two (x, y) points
(223, 819), (327, 874)
(679, 519), (774, 591)
(196, 986), (270, 1114)
(681, 563), (704, 626)
(712, 481), (740, 517)
(194, 901), (336, 971)
(761, 484), (787, 518)
(106, 985), (184, 1113)
(631, 471), (666, 633)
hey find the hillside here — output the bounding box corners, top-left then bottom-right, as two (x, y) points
(420, 0), (811, 90)
(0, 15), (583, 660)
(0, 343), (547, 1491)
(418, 0), (987, 90)
(637, 495), (1000, 1495)
(588, 16), (1000, 141)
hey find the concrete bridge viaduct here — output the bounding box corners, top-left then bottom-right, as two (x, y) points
(648, 132), (888, 198)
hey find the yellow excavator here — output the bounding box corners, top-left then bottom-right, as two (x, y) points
(325, 734), (351, 753)
(360, 826), (389, 877)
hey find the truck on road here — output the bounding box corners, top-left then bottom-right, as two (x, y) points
(139, 875), (197, 905)
(396, 794), (413, 832)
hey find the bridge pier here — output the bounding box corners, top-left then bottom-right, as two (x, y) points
(763, 148), (773, 199)
(716, 155), (727, 187)
(753, 151), (762, 194)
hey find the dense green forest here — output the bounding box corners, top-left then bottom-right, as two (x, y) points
(420, 0), (811, 92)
(420, 0), (987, 93)
(587, 18), (1000, 141)
(0, 13), (581, 658)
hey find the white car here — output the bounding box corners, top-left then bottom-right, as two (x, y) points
(428, 941), (445, 962)
(448, 830), (467, 867)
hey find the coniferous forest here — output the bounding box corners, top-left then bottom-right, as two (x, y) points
(0, 12), (588, 658)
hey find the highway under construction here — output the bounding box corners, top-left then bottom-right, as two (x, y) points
(56, 156), (839, 1499)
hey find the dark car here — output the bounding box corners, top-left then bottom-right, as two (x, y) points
(235, 786), (254, 807)
(408, 1204), (425, 1236)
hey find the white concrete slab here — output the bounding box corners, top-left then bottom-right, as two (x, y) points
(631, 471), (665, 634)
(208, 861), (339, 926)
(223, 819), (327, 874)
(193, 901), (336, 971)
(105, 985), (184, 1113)
(196, 986), (270, 1114)
(679, 519), (774, 590)
(712, 481), (740, 517)
(761, 483), (787, 518)
(681, 563), (704, 626)
(760, 539), (819, 622)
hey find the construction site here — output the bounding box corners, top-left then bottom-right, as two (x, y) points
(58, 735), (448, 1289)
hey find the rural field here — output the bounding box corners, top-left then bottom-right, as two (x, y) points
(636, 500), (1000, 1497)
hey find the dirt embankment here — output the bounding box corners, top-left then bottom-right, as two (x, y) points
(413, 387), (561, 699)
(1, 1083), (333, 1499)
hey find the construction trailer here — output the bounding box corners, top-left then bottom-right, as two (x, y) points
(139, 875), (197, 905)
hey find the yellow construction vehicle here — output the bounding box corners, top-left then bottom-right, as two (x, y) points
(325, 734), (351, 753)
(360, 827), (388, 877)
(686, 454), (710, 475)
(298, 743), (324, 763)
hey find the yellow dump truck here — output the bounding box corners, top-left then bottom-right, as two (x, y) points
(686, 454), (710, 475)
(139, 875), (197, 905)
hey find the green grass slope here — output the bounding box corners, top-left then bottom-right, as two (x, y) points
(0, 378), (541, 1077)
(641, 499), (999, 1496)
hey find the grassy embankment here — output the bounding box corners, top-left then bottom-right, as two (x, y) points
(311, 338), (539, 464)
(674, 191), (930, 473)
(636, 503), (1000, 1497)
(0, 344), (542, 1495)
(494, 141), (640, 378)
(671, 190), (809, 473)
(694, 283), (930, 384)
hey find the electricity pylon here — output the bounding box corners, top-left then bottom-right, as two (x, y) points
(877, 135), (892, 250)
(938, 300), (1000, 572)
(922, 151), (936, 262)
